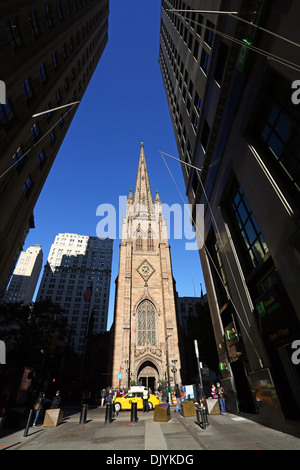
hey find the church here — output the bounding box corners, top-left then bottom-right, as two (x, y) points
(109, 143), (182, 392)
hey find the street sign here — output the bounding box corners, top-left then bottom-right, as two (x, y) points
(118, 373), (122, 379)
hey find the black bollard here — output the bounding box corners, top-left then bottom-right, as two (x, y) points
(24, 409), (34, 437)
(201, 408), (206, 429)
(105, 403), (113, 423)
(79, 403), (88, 424)
(196, 408), (202, 426)
(196, 406), (208, 429)
(130, 401), (137, 422)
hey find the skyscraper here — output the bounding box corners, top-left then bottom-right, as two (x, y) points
(36, 233), (113, 354)
(159, 1), (300, 426)
(4, 244), (43, 304)
(110, 143), (182, 392)
(0, 0), (109, 292)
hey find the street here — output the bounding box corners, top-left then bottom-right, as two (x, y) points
(1, 405), (299, 452)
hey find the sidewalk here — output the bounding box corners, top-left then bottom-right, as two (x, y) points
(1, 405), (299, 451)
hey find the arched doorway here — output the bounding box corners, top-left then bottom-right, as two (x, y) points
(137, 360), (159, 393)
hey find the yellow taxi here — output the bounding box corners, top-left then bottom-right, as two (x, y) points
(114, 389), (160, 412)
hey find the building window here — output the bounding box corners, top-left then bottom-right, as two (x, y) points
(261, 104), (299, 191)
(194, 92), (201, 115)
(248, 69), (300, 195)
(45, 5), (53, 27)
(7, 18), (22, 48)
(22, 79), (33, 101)
(62, 44), (67, 59)
(40, 64), (47, 84)
(52, 52), (58, 70)
(31, 123), (40, 140)
(231, 184), (269, 268)
(137, 300), (156, 346)
(13, 146), (24, 168)
(23, 176), (33, 195)
(45, 105), (52, 121)
(0, 100), (14, 123)
(192, 111), (199, 133)
(135, 230), (142, 250)
(213, 42), (229, 85)
(196, 14), (203, 36)
(38, 151), (46, 166)
(201, 119), (210, 151)
(147, 231), (154, 251)
(204, 20), (215, 46)
(200, 50), (210, 75)
(57, 0), (63, 20)
(28, 11), (40, 36)
(56, 90), (61, 103)
(50, 131), (55, 144)
(193, 40), (199, 60)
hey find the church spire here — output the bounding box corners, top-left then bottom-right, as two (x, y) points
(133, 142), (153, 215)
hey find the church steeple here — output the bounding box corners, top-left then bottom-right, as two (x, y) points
(133, 142), (153, 216)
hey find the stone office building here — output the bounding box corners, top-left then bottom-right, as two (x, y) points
(0, 0), (109, 293)
(36, 233), (113, 354)
(159, 0), (300, 427)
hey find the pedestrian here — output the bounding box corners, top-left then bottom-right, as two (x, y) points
(252, 388), (260, 414)
(211, 384), (218, 399)
(216, 382), (226, 415)
(107, 388), (116, 417)
(175, 384), (181, 413)
(143, 388), (149, 412)
(197, 384), (206, 407)
(180, 386), (186, 402)
(101, 388), (106, 406)
(33, 392), (45, 426)
(51, 390), (61, 409)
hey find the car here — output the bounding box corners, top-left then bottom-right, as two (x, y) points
(114, 390), (160, 412)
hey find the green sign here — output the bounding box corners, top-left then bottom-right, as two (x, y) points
(256, 297), (280, 318)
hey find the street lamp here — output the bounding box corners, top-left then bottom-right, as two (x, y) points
(165, 334), (172, 404)
(171, 359), (178, 386)
(125, 359), (130, 390)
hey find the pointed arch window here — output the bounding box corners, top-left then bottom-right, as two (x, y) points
(136, 230), (142, 250)
(137, 300), (156, 346)
(147, 230), (154, 251)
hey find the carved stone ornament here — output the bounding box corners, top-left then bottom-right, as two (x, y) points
(137, 259), (155, 281)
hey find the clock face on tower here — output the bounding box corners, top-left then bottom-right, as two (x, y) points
(137, 260), (154, 280)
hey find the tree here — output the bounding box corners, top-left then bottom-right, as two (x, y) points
(0, 299), (71, 370)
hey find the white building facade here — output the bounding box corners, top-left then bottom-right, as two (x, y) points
(4, 244), (43, 304)
(36, 233), (113, 354)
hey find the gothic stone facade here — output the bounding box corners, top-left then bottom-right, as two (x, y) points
(110, 143), (182, 390)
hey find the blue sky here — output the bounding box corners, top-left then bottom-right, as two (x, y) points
(25, 0), (205, 329)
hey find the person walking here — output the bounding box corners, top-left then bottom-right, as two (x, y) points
(197, 384), (206, 407)
(175, 384), (181, 413)
(33, 392), (45, 426)
(101, 388), (106, 406)
(143, 388), (149, 412)
(51, 390), (61, 409)
(216, 382), (226, 415)
(211, 384), (218, 399)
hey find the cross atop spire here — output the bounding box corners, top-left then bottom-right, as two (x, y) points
(133, 142), (153, 215)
